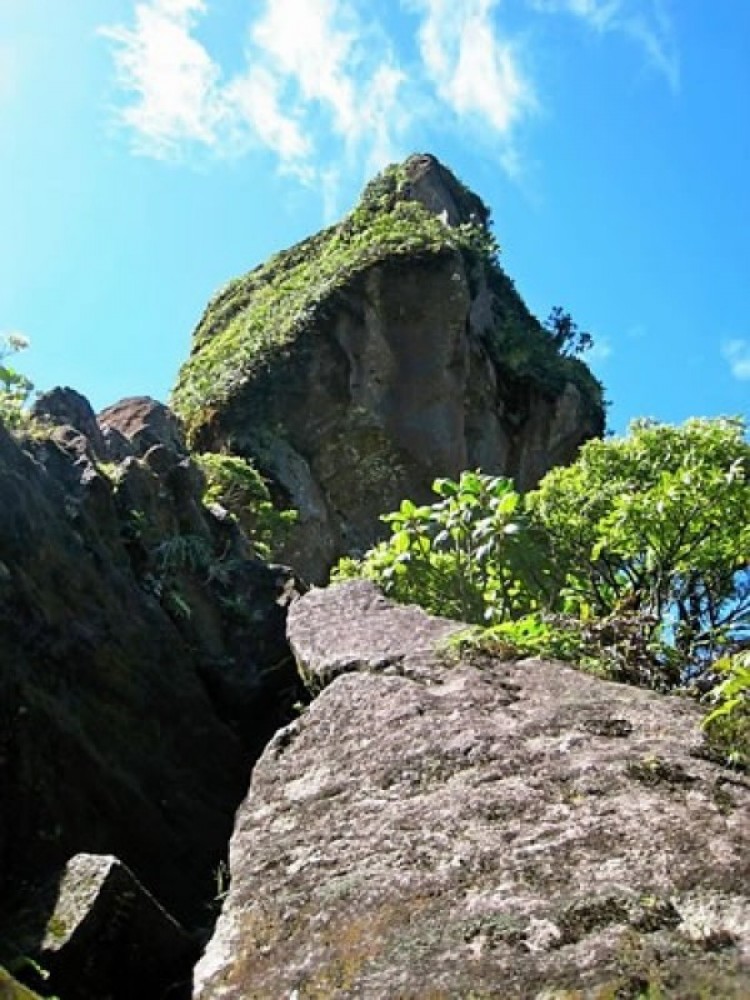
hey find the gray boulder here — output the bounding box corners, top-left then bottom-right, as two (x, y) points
(26, 854), (193, 1000)
(195, 582), (750, 999)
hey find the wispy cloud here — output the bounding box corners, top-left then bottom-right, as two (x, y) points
(223, 66), (311, 168)
(722, 339), (750, 382)
(528, 0), (680, 91)
(413, 0), (535, 134)
(100, 0), (407, 183)
(587, 336), (613, 363)
(100, 0), (678, 193)
(100, 0), (224, 159)
(100, 0), (536, 186)
(0, 41), (22, 107)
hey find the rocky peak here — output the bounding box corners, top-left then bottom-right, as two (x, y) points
(398, 152), (491, 228)
(172, 154), (604, 581)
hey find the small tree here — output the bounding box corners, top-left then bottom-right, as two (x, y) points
(527, 417), (750, 669)
(544, 306), (593, 357)
(0, 333), (33, 429)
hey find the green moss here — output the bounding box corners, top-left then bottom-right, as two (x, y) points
(194, 451), (296, 559)
(172, 157), (603, 441)
(484, 265), (604, 420)
(172, 167), (470, 437)
(0, 966), (46, 999)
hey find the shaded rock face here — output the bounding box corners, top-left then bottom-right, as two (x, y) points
(17, 853), (194, 1000)
(195, 582), (750, 999)
(176, 154), (605, 582)
(0, 394), (303, 956)
(0, 966), (44, 999)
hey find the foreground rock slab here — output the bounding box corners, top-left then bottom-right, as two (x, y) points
(37, 853), (193, 1000)
(194, 582), (750, 999)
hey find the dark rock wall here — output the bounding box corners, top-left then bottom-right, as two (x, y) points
(0, 396), (301, 944)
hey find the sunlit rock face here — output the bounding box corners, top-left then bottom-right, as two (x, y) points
(195, 581), (750, 1000)
(174, 154), (605, 582)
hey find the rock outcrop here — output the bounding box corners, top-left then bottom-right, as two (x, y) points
(16, 853), (194, 1000)
(172, 154), (605, 581)
(0, 392), (303, 990)
(195, 581), (750, 999)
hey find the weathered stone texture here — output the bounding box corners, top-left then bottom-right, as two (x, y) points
(195, 582), (750, 999)
(34, 853), (193, 1000)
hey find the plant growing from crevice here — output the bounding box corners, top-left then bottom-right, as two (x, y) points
(0, 334), (33, 430)
(195, 452), (297, 560)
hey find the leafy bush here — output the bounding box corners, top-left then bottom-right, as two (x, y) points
(702, 650), (750, 766)
(337, 418), (749, 692)
(448, 613), (587, 662)
(195, 452), (297, 560)
(526, 417), (750, 673)
(0, 334), (33, 430)
(334, 471), (534, 624)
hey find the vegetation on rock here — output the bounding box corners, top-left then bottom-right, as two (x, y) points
(0, 334), (33, 429)
(336, 417), (750, 759)
(171, 158), (602, 440)
(195, 452), (297, 560)
(702, 649), (750, 767)
(334, 470), (532, 625)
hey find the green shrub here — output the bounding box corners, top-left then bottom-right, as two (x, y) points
(338, 419), (749, 691)
(333, 471), (535, 624)
(0, 334), (33, 430)
(527, 417), (750, 674)
(447, 613), (587, 662)
(195, 452), (297, 560)
(702, 650), (750, 766)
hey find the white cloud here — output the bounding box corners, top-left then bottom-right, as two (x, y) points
(528, 0), (620, 32)
(223, 66), (311, 167)
(0, 41), (22, 107)
(586, 336), (613, 363)
(100, 0), (408, 183)
(99, 0), (677, 197)
(626, 322), (646, 339)
(251, 0), (358, 139)
(528, 0), (680, 92)
(100, 0), (223, 158)
(722, 340), (750, 382)
(413, 0), (535, 134)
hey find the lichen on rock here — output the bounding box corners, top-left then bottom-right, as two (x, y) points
(195, 582), (750, 1000)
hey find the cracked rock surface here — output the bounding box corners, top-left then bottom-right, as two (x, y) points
(195, 582), (750, 999)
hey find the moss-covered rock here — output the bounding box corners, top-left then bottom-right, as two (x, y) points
(172, 154), (605, 582)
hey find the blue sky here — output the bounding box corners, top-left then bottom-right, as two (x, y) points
(1, 0), (748, 434)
